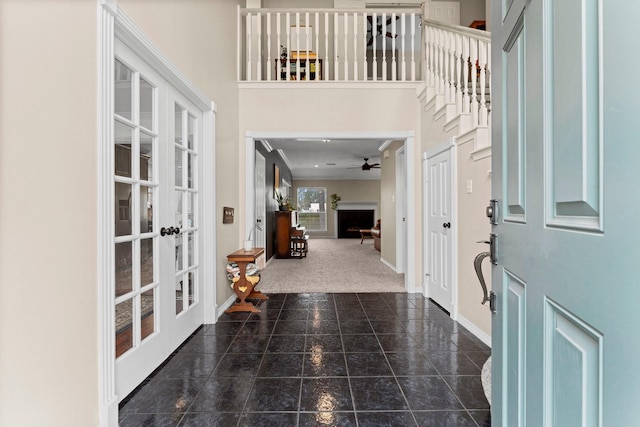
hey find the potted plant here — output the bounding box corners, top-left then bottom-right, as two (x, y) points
(275, 190), (288, 211)
(330, 193), (341, 210)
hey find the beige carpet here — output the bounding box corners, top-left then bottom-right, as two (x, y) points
(257, 238), (405, 293)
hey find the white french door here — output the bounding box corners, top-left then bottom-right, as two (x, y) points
(166, 88), (204, 351)
(425, 141), (454, 314)
(492, 0), (640, 424)
(113, 41), (203, 399)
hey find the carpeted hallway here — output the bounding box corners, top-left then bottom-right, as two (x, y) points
(119, 292), (491, 426)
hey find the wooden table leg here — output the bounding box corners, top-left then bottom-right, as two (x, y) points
(225, 259), (262, 313)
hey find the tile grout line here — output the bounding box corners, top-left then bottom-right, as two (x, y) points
(360, 293), (420, 427)
(235, 294), (284, 426)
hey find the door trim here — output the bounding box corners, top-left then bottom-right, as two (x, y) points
(98, 4), (216, 425)
(423, 138), (458, 319)
(244, 130), (417, 293)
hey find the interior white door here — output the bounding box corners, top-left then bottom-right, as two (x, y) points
(114, 41), (204, 399)
(113, 43), (166, 398)
(255, 151), (266, 249)
(425, 143), (453, 313)
(491, 0), (640, 425)
(167, 88), (204, 351)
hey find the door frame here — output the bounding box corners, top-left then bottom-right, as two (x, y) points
(98, 3), (216, 425)
(244, 130), (417, 293)
(395, 146), (407, 274)
(422, 138), (458, 319)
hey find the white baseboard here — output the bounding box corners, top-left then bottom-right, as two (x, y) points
(380, 257), (396, 271)
(216, 294), (236, 320)
(456, 313), (492, 348)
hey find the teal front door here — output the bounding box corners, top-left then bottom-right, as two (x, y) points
(491, 0), (640, 425)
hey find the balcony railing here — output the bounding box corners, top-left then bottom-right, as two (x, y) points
(238, 6), (424, 82)
(237, 6), (491, 130)
(423, 20), (491, 129)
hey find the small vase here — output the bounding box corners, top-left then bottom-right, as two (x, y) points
(243, 240), (252, 251)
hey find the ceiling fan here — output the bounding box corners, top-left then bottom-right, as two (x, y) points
(366, 15), (400, 46)
(349, 158), (381, 171)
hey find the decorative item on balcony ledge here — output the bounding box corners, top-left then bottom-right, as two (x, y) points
(330, 193), (341, 210)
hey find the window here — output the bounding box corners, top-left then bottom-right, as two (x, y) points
(297, 187), (327, 232)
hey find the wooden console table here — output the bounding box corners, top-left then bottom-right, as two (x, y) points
(225, 247), (268, 313)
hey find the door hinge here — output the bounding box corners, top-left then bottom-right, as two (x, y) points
(489, 291), (497, 313)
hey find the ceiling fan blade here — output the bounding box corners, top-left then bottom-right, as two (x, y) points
(370, 163), (381, 167)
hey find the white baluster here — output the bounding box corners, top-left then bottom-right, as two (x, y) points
(479, 39), (488, 127)
(353, 12), (358, 81)
(462, 35), (470, 113)
(391, 13), (397, 81)
(286, 13), (291, 81)
(411, 13), (416, 81)
(257, 13), (262, 81)
(325, 12), (330, 81)
(470, 39), (479, 127)
(246, 12), (252, 81)
(295, 12), (300, 81)
(363, 12), (368, 80)
(305, 12), (310, 81)
(487, 42), (492, 123)
(449, 31), (456, 105)
(344, 12), (348, 80)
(276, 13), (281, 81)
(315, 13), (320, 81)
(401, 13), (406, 81)
(333, 13), (339, 80)
(438, 29), (445, 95)
(382, 12), (387, 81)
(444, 31), (451, 103)
(372, 13), (377, 81)
(266, 13), (272, 81)
(455, 33), (463, 113)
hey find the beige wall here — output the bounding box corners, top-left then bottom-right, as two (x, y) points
(0, 2), (99, 425)
(380, 141), (405, 267)
(239, 86), (422, 287)
(456, 140), (492, 336)
(120, 0), (242, 306)
(420, 99), (492, 338)
(293, 179), (381, 237)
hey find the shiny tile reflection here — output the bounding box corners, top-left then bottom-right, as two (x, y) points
(119, 293), (490, 426)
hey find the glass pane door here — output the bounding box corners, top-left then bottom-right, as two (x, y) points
(114, 59), (159, 358)
(174, 103), (199, 315)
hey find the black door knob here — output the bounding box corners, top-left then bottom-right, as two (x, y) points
(443, 222), (451, 228)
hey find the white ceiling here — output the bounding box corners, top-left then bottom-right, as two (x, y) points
(262, 137), (390, 180)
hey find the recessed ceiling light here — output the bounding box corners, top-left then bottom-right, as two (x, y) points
(314, 164), (319, 168)
(322, 139), (330, 143)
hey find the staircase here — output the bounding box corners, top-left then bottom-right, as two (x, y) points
(419, 20), (491, 154)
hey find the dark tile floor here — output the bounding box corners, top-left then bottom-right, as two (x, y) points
(119, 293), (491, 426)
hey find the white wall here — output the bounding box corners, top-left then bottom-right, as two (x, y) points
(0, 2), (99, 424)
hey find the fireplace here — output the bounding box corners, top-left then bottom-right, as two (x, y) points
(337, 210), (374, 238)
